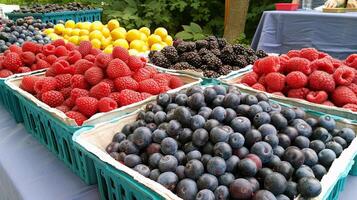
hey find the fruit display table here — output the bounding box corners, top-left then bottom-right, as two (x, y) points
(0, 105), (99, 200)
(251, 11), (357, 59)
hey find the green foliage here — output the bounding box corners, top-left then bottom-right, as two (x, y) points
(175, 22), (207, 41)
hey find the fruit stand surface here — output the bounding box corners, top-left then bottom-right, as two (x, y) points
(251, 11), (357, 60)
(0, 105), (99, 200)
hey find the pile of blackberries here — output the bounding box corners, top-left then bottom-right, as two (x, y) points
(106, 85), (355, 200)
(11, 2), (94, 14)
(0, 17), (52, 52)
(149, 36), (268, 78)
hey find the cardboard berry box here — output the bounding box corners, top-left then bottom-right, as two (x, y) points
(5, 71), (200, 185)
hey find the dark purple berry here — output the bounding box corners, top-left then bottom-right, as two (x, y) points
(157, 172), (178, 191)
(197, 173), (219, 191)
(250, 141), (273, 164)
(185, 159), (204, 180)
(252, 190), (276, 200)
(192, 128), (209, 147)
(214, 185), (229, 200)
(176, 179), (198, 200)
(309, 140), (325, 153)
(133, 164), (150, 177)
(219, 172), (235, 186)
(124, 154), (141, 168)
(230, 179), (253, 199)
(207, 157), (226, 176)
(283, 146), (305, 168)
(275, 161), (294, 180)
(297, 177), (321, 198)
(187, 150), (202, 161)
(213, 142), (232, 160)
(231, 116), (251, 134)
(264, 172), (287, 195)
(161, 137), (178, 155)
(302, 148), (318, 166)
(149, 152), (163, 168)
(318, 149), (336, 168)
(159, 155), (178, 172)
(238, 158), (258, 177)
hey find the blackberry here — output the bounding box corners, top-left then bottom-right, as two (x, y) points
(247, 55), (259, 65)
(220, 45), (237, 65)
(210, 48), (221, 57)
(256, 49), (268, 58)
(245, 48), (257, 56)
(217, 38), (228, 49)
(204, 70), (220, 78)
(202, 53), (222, 69)
(161, 46), (179, 63)
(208, 40), (219, 50)
(170, 62), (196, 70)
(218, 65), (232, 75)
(198, 48), (211, 56)
(196, 40), (209, 50)
(181, 52), (202, 67)
(230, 66), (241, 71)
(151, 52), (171, 68)
(173, 39), (183, 48)
(234, 55), (249, 68)
(148, 50), (158, 59)
(232, 44), (246, 55)
(176, 41), (196, 53)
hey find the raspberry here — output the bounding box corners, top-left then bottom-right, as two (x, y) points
(286, 57), (311, 75)
(106, 59), (132, 79)
(252, 60), (261, 74)
(279, 54), (290, 73)
(41, 90), (64, 107)
(34, 77), (57, 93)
(76, 96), (98, 117)
(90, 48), (102, 56)
(153, 73), (171, 84)
(98, 97), (118, 112)
(117, 89), (142, 106)
(132, 67), (152, 82)
(331, 58), (343, 69)
(258, 75), (266, 86)
(144, 66), (158, 76)
(90, 82), (111, 99)
(318, 52), (329, 59)
(78, 41), (92, 57)
(64, 98), (75, 108)
(344, 54), (357, 69)
(67, 50), (82, 64)
(36, 53), (46, 61)
(74, 59), (94, 74)
(138, 79), (160, 95)
(265, 72), (286, 92)
(308, 70), (335, 92)
(300, 48), (319, 61)
(169, 75), (183, 89)
(71, 74), (89, 90)
(309, 58), (334, 74)
(70, 88), (89, 101)
(251, 83), (266, 91)
(127, 56), (144, 72)
(332, 86), (357, 106)
(287, 50), (300, 58)
(2, 52), (23, 71)
(322, 101), (335, 106)
(54, 46), (68, 57)
(9, 45), (22, 54)
(45, 67), (56, 77)
(17, 67), (31, 73)
(51, 39), (66, 47)
(241, 72), (258, 86)
(114, 76), (139, 91)
(84, 67), (104, 85)
(52, 60), (74, 74)
(20, 75), (40, 93)
(84, 54), (96, 63)
(112, 46), (129, 63)
(286, 71), (307, 89)
(65, 111), (87, 126)
(257, 56), (280, 74)
(22, 41), (40, 54)
(348, 83), (357, 94)
(95, 53), (112, 69)
(306, 91), (328, 104)
(65, 42), (76, 51)
(20, 51), (36, 65)
(56, 105), (70, 113)
(60, 87), (72, 99)
(55, 74), (72, 89)
(43, 44), (56, 56)
(287, 88), (310, 99)
(333, 66), (355, 86)
(101, 79), (115, 92)
(46, 55), (57, 65)
(36, 59), (50, 70)
(141, 92), (152, 99)
(342, 104), (357, 112)
(109, 92), (121, 104)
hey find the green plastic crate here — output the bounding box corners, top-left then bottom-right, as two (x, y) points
(6, 9), (102, 24)
(0, 79), (23, 123)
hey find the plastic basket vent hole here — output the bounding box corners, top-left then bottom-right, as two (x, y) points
(29, 114), (37, 130)
(120, 186), (126, 199)
(110, 178), (115, 188)
(132, 195), (137, 200)
(62, 139), (73, 165)
(39, 122), (48, 144)
(99, 174), (109, 200)
(49, 123), (59, 153)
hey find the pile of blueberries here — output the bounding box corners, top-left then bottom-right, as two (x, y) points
(106, 85), (356, 200)
(0, 17), (52, 52)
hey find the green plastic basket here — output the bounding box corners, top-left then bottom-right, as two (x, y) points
(0, 79), (23, 123)
(6, 9), (102, 24)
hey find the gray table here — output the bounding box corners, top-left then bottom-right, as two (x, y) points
(251, 11), (357, 59)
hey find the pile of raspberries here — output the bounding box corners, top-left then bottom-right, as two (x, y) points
(19, 40), (184, 125)
(240, 48), (357, 112)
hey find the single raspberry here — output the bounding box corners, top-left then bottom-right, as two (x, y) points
(144, 66), (158, 76)
(138, 79), (160, 95)
(55, 74), (72, 89)
(109, 92), (121, 104)
(309, 70), (335, 92)
(153, 73), (171, 84)
(132, 67), (152, 82)
(70, 88), (89, 101)
(306, 91), (328, 104)
(154, 76), (170, 92)
(60, 87), (72, 99)
(36, 59), (51, 70)
(257, 56), (280, 74)
(265, 72), (286, 92)
(309, 58), (334, 74)
(318, 52), (329, 59)
(41, 90), (64, 107)
(71, 74), (89, 89)
(241, 72), (258, 86)
(106, 59), (132, 79)
(46, 55), (57, 65)
(51, 39), (66, 47)
(20, 75), (40, 93)
(300, 48), (319, 61)
(258, 75), (266, 86)
(65, 111), (87, 126)
(252, 60), (261, 74)
(287, 50), (300, 58)
(127, 56), (144, 72)
(112, 46), (129, 63)
(98, 97), (118, 112)
(52, 60), (74, 74)
(54, 46), (68, 57)
(65, 98), (75, 108)
(322, 101), (335, 106)
(348, 83), (357, 94)
(332, 86), (357, 106)
(285, 57), (311, 75)
(78, 41), (92, 57)
(286, 71), (308, 89)
(84, 67), (104, 85)
(22, 41), (40, 54)
(65, 42), (76, 51)
(20, 51), (36, 65)
(117, 89), (142, 106)
(35, 53), (46, 61)
(56, 105), (70, 113)
(90, 48), (102, 56)
(95, 53), (112, 69)
(101, 79), (115, 92)
(34, 77), (57, 93)
(344, 54), (357, 69)
(74, 59), (94, 74)
(333, 66), (355, 86)
(287, 88), (310, 99)
(42, 44), (56, 56)
(2, 52), (23, 71)
(17, 67), (31, 73)
(90, 82), (111, 99)
(278, 54), (290, 73)
(169, 75), (183, 89)
(251, 83), (266, 91)
(114, 76), (139, 91)
(342, 104), (357, 112)
(76, 96), (98, 117)
(67, 50), (82, 64)
(9, 45), (22, 54)
(84, 54), (96, 63)
(45, 67), (56, 77)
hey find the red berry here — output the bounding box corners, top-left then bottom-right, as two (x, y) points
(90, 82), (111, 99)
(22, 41), (40, 54)
(98, 97), (118, 112)
(52, 60), (74, 74)
(55, 46), (68, 57)
(84, 54), (96, 63)
(2, 52), (23, 71)
(78, 41), (92, 57)
(287, 50), (300, 58)
(101, 79), (115, 92)
(20, 75), (40, 93)
(36, 53), (46, 61)
(43, 44), (56, 56)
(286, 57), (311, 75)
(46, 55), (57, 65)
(306, 91), (328, 104)
(265, 72), (286, 92)
(251, 83), (266, 91)
(132, 67), (152, 82)
(51, 39), (66, 47)
(333, 66), (355, 86)
(70, 88), (89, 101)
(106, 58), (131, 79)
(90, 48), (102, 56)
(257, 56), (280, 74)
(114, 76), (139, 91)
(169, 75), (183, 89)
(34, 77), (57, 93)
(95, 53), (112, 69)
(65, 111), (87, 126)
(74, 59), (94, 74)
(67, 50), (82, 64)
(41, 90), (64, 107)
(348, 83), (357, 94)
(60, 87), (72, 99)
(345, 54), (357, 69)
(56, 105), (70, 113)
(241, 72), (258, 86)
(9, 44), (22, 54)
(109, 92), (121, 104)
(309, 58), (334, 74)
(342, 103), (357, 112)
(287, 88), (310, 99)
(55, 74), (72, 89)
(322, 101), (335, 106)
(76, 96), (98, 117)
(127, 56), (144, 72)
(112, 46), (129, 63)
(84, 67), (104, 85)
(20, 51), (36, 65)
(308, 70), (335, 92)
(117, 89), (142, 106)
(286, 71), (308, 89)
(17, 67), (31, 73)
(70, 74), (89, 89)
(36, 59), (51, 70)
(138, 79), (160, 95)
(65, 42), (76, 51)
(141, 92), (152, 100)
(332, 86), (357, 107)
(300, 48), (319, 61)
(45, 67), (56, 76)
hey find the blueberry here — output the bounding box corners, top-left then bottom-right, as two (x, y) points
(224, 108), (237, 123)
(148, 153), (163, 168)
(152, 129), (167, 143)
(242, 94), (258, 105)
(203, 87), (217, 103)
(332, 136), (347, 148)
(264, 172), (287, 195)
(223, 93), (240, 109)
(189, 115), (205, 130)
(191, 128), (209, 147)
(133, 164), (150, 177)
(233, 147), (249, 159)
(210, 106), (226, 123)
(154, 111), (167, 125)
(252, 190), (276, 200)
(159, 155), (178, 172)
(201, 154), (212, 166)
(284, 181), (298, 199)
(146, 143), (161, 155)
(213, 85), (226, 95)
(141, 152), (149, 164)
(196, 189), (215, 200)
(197, 173), (218, 191)
(230, 178), (253, 199)
(295, 165), (315, 180)
(338, 128), (356, 143)
(161, 137), (178, 155)
(121, 124), (132, 135)
(276, 194), (289, 200)
(185, 159), (204, 180)
(118, 140), (139, 154)
(257, 168), (274, 182)
(124, 154), (141, 168)
(257, 101), (272, 113)
(186, 86), (204, 96)
(198, 107), (212, 120)
(131, 129), (151, 148)
(294, 122), (312, 137)
(213, 142), (232, 160)
(187, 93), (205, 109)
(302, 148), (318, 166)
(236, 104), (250, 116)
(326, 141), (343, 157)
(231, 116), (251, 134)
(106, 142), (120, 153)
(297, 177), (321, 198)
(183, 142), (198, 153)
(229, 132), (245, 148)
(258, 124), (277, 137)
(247, 177), (260, 193)
(175, 93), (188, 106)
(245, 129), (262, 147)
(256, 92), (269, 101)
(149, 169), (161, 181)
(250, 141), (273, 164)
(178, 128), (193, 143)
(174, 107), (191, 126)
(187, 150), (202, 161)
(210, 126), (230, 144)
(157, 93), (171, 107)
(294, 136), (310, 149)
(270, 113), (288, 130)
(280, 108), (296, 122)
(331, 129), (340, 137)
(312, 127), (332, 143)
(212, 95), (225, 107)
(311, 164), (327, 180)
(306, 117), (318, 128)
(253, 112), (271, 127)
(204, 119), (220, 132)
(248, 104), (263, 119)
(292, 107), (305, 118)
(157, 172), (178, 191)
(167, 120), (182, 137)
(175, 165), (186, 180)
(146, 123), (157, 132)
(238, 158), (258, 177)
(264, 134), (279, 148)
(309, 140), (325, 153)
(207, 157), (226, 176)
(214, 185), (229, 200)
(270, 103), (282, 112)
(202, 142), (214, 155)
(318, 115), (336, 131)
(225, 155), (240, 172)
(283, 147), (305, 168)
(318, 149), (336, 168)
(227, 86), (241, 94)
(174, 150), (187, 165)
(273, 146), (285, 158)
(176, 179), (198, 200)
(275, 161), (294, 180)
